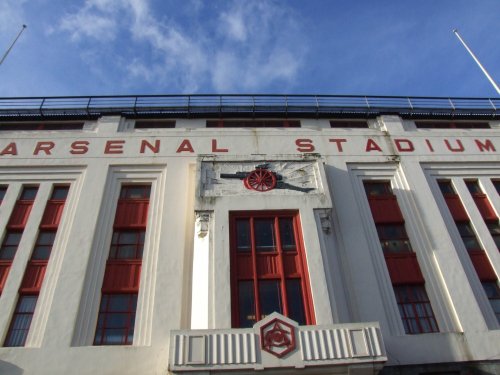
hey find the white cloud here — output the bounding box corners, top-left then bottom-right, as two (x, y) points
(56, 0), (307, 92)
(60, 11), (117, 41)
(0, 0), (26, 33)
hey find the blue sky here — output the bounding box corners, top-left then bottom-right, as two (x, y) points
(0, 0), (499, 97)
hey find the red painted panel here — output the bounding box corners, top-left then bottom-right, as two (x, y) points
(256, 254), (279, 278)
(368, 197), (404, 223)
(102, 260), (142, 292)
(0, 261), (12, 293)
(40, 201), (65, 228)
(472, 195), (497, 221)
(469, 250), (497, 281)
(236, 255), (253, 279)
(8, 202), (34, 229)
(114, 200), (149, 228)
(20, 261), (47, 293)
(282, 254), (299, 277)
(444, 196), (469, 221)
(385, 253), (425, 284)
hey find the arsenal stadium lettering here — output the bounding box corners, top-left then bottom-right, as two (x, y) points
(0, 137), (497, 157)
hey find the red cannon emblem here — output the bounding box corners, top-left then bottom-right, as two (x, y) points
(220, 163), (313, 193)
(260, 318), (296, 358)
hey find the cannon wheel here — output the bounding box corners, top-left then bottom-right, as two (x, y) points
(244, 169), (277, 192)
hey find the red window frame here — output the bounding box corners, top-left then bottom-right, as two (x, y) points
(230, 211), (315, 328)
(394, 285), (439, 334)
(364, 180), (438, 333)
(94, 184), (151, 346)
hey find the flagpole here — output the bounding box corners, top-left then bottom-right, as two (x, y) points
(453, 29), (500, 95)
(0, 24), (27, 66)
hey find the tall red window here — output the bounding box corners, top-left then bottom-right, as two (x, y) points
(4, 185), (69, 347)
(364, 181), (438, 334)
(94, 185), (150, 345)
(438, 180), (500, 324)
(230, 211), (314, 328)
(0, 186), (38, 295)
(465, 180), (500, 251)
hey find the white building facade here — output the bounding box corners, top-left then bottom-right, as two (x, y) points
(0, 95), (499, 374)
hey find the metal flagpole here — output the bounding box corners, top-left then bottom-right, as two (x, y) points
(0, 24), (27, 66)
(453, 29), (500, 95)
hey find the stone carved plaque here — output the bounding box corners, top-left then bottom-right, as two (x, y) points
(201, 161), (319, 196)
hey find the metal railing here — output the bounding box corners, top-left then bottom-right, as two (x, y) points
(0, 94), (497, 118)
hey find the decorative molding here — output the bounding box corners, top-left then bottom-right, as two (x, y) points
(195, 211), (211, 238)
(170, 313), (386, 372)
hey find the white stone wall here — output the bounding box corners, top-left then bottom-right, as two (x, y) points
(0, 115), (498, 374)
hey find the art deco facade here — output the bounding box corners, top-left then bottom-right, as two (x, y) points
(0, 95), (498, 375)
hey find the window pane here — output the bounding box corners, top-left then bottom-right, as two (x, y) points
(20, 187), (38, 200)
(259, 280), (282, 318)
(286, 279), (306, 325)
(236, 219), (250, 252)
(279, 218), (296, 251)
(465, 180), (481, 194)
(51, 186), (69, 200)
(120, 185), (150, 199)
(394, 285), (438, 334)
(364, 182), (392, 196)
(94, 294), (137, 346)
(238, 281), (255, 328)
(456, 222), (475, 236)
(0, 186), (6, 201)
(437, 180), (454, 195)
(108, 295), (132, 311)
(254, 219), (275, 252)
(4, 232), (22, 245)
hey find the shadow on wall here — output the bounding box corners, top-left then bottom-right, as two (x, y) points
(0, 360), (24, 375)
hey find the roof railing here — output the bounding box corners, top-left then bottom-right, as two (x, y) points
(0, 94), (498, 119)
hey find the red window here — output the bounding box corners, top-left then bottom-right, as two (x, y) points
(207, 120), (300, 128)
(134, 120), (175, 129)
(364, 181), (438, 334)
(394, 285), (439, 334)
(438, 179), (500, 323)
(230, 211), (314, 328)
(4, 295), (38, 347)
(0, 122), (84, 131)
(414, 121), (490, 129)
(94, 184), (150, 346)
(4, 184), (69, 347)
(438, 181), (484, 252)
(94, 294), (137, 345)
(330, 120), (369, 128)
(482, 282), (500, 324)
(465, 180), (499, 250)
